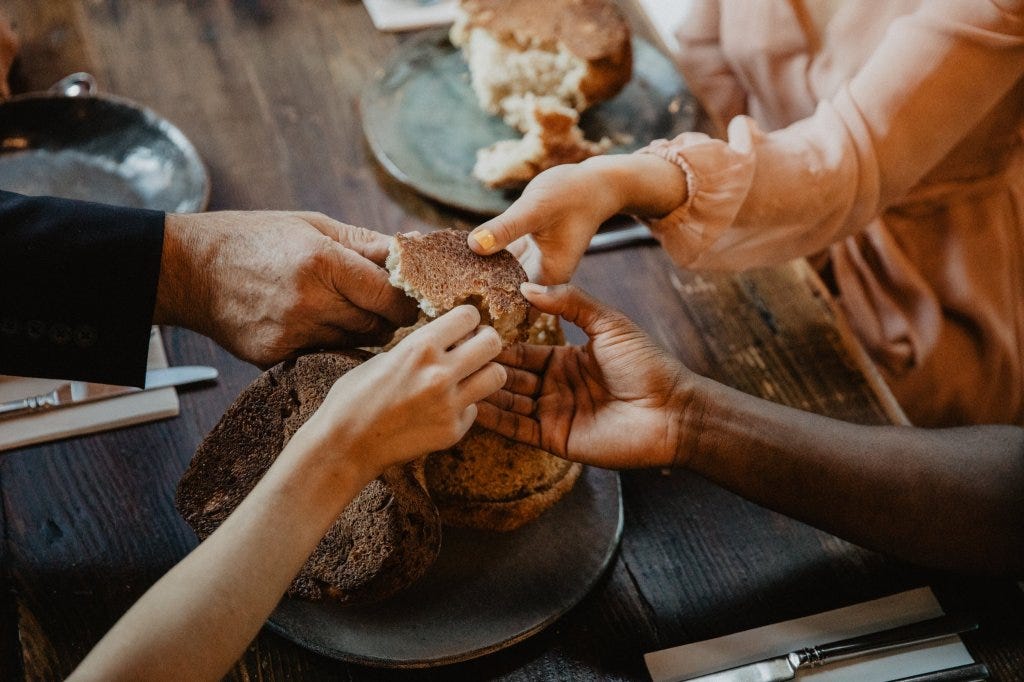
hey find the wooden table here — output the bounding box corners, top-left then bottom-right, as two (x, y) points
(2, 2), (1022, 680)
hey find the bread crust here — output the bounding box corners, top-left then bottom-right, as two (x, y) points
(175, 352), (441, 605)
(387, 229), (530, 345)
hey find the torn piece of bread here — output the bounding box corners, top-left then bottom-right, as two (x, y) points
(451, 0), (631, 188)
(424, 314), (581, 531)
(175, 352), (441, 605)
(473, 95), (613, 189)
(450, 0), (632, 131)
(386, 229), (530, 346)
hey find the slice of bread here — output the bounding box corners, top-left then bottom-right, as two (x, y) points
(451, 0), (631, 188)
(424, 314), (581, 531)
(451, 0), (632, 129)
(175, 352), (441, 605)
(473, 96), (612, 189)
(386, 229), (530, 346)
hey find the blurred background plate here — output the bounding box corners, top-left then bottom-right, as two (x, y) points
(0, 74), (209, 212)
(360, 30), (695, 216)
(267, 465), (623, 668)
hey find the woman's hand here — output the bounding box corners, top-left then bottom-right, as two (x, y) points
(477, 284), (697, 469)
(467, 154), (688, 284)
(298, 305), (507, 484)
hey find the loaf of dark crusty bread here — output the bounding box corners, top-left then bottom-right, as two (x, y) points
(386, 229), (530, 346)
(424, 313), (581, 531)
(175, 351), (441, 605)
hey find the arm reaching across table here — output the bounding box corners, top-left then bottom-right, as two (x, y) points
(69, 306), (506, 682)
(0, 191), (418, 386)
(477, 283), (1024, 576)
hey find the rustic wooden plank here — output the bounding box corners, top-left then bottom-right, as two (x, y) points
(4, 0), (96, 94)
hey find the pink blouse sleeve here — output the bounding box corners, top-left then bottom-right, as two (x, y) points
(671, 0), (748, 135)
(641, 0), (1024, 271)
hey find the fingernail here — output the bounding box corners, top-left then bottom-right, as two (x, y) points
(521, 282), (548, 296)
(471, 228), (497, 252)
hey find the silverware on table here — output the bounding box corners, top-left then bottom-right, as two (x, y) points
(888, 662), (990, 682)
(586, 223), (657, 253)
(0, 366), (219, 420)
(678, 614), (978, 682)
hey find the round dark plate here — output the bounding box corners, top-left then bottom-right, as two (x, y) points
(360, 30), (696, 216)
(0, 82), (209, 212)
(266, 465), (623, 668)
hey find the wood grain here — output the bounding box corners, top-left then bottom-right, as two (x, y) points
(1, 1), (1022, 680)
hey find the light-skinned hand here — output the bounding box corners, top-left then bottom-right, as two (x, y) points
(297, 305), (507, 485)
(155, 211), (419, 368)
(467, 154), (687, 284)
(477, 283), (697, 469)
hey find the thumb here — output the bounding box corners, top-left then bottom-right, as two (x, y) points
(468, 202), (537, 255)
(520, 283), (620, 336)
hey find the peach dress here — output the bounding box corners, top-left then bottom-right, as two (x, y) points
(640, 0), (1024, 426)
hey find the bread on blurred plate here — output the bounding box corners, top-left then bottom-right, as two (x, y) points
(450, 0), (632, 188)
(176, 352), (441, 605)
(386, 229), (530, 346)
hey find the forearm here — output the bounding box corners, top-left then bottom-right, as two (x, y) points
(684, 378), (1024, 574)
(71, 429), (370, 681)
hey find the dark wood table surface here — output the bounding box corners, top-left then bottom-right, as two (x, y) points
(2, 2), (1022, 680)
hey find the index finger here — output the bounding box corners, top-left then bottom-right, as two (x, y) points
(302, 213), (392, 265)
(403, 305), (481, 350)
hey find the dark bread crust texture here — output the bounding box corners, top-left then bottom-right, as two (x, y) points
(424, 314), (580, 532)
(459, 0), (632, 104)
(175, 352), (441, 605)
(388, 229), (530, 345)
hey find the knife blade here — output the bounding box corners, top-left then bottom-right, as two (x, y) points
(586, 223), (657, 253)
(680, 614), (978, 682)
(0, 366), (218, 420)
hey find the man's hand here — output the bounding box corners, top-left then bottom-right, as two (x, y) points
(155, 211), (418, 367)
(477, 283), (697, 469)
(0, 14), (19, 100)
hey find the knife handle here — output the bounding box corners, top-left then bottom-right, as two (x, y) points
(794, 614), (978, 668)
(0, 390), (59, 419)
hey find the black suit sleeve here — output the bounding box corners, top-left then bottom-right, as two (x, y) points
(0, 190), (165, 387)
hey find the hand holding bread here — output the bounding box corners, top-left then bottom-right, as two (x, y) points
(478, 283), (695, 469)
(155, 211), (418, 367)
(301, 306), (507, 478)
(468, 153), (688, 283)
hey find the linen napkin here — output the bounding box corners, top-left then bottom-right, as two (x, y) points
(645, 587), (974, 682)
(0, 327), (179, 452)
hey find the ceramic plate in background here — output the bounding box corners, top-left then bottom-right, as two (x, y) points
(360, 30), (696, 216)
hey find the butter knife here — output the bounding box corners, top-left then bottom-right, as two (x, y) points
(680, 614), (978, 682)
(0, 366), (218, 420)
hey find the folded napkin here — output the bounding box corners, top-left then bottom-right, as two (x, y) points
(362, 0), (458, 32)
(645, 587), (974, 682)
(0, 327), (179, 452)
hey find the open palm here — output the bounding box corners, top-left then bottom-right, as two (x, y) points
(477, 285), (692, 469)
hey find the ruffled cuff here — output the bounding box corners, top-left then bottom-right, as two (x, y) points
(636, 118), (758, 267)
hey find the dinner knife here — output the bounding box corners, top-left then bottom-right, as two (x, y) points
(679, 614), (978, 682)
(0, 366), (219, 420)
(586, 224), (657, 253)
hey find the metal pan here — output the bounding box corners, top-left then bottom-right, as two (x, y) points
(0, 73), (209, 212)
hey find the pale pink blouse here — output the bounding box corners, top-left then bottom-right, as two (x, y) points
(640, 0), (1024, 426)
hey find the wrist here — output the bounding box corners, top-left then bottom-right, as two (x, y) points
(668, 372), (712, 469)
(274, 421), (376, 518)
(152, 212), (212, 329)
(585, 153), (688, 219)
